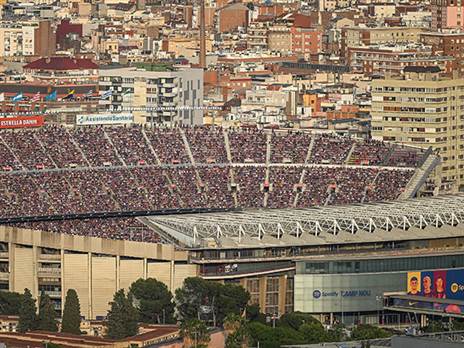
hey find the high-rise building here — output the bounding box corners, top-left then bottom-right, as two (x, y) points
(371, 66), (464, 191)
(431, 0), (464, 30)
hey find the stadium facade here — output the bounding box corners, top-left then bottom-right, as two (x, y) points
(0, 225), (196, 319)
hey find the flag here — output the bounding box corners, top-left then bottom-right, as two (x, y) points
(0, 93), (4, 102)
(31, 92), (41, 102)
(62, 89), (75, 100)
(122, 89), (132, 96)
(100, 90), (112, 100)
(45, 90), (57, 101)
(12, 93), (23, 102)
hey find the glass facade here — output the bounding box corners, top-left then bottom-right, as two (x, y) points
(301, 253), (464, 275)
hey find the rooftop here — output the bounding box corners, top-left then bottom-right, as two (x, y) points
(23, 57), (98, 71)
(146, 194), (464, 249)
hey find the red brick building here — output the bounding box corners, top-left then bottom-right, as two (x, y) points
(421, 32), (464, 76)
(218, 2), (249, 33)
(290, 26), (322, 57)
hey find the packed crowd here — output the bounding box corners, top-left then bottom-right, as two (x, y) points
(267, 167), (302, 208)
(0, 125), (425, 242)
(365, 170), (414, 202)
(0, 165), (416, 241)
(309, 135), (354, 164)
(228, 129), (267, 163)
(11, 218), (161, 243)
(147, 128), (190, 164)
(386, 146), (425, 167)
(185, 127), (228, 163)
(2, 130), (56, 170)
(106, 126), (157, 165)
(349, 139), (391, 166)
(270, 132), (311, 163)
(0, 126), (426, 170)
(197, 167), (235, 208)
(234, 166), (266, 208)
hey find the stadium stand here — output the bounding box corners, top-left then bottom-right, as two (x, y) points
(0, 125), (428, 243)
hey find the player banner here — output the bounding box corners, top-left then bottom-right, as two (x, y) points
(407, 269), (464, 300)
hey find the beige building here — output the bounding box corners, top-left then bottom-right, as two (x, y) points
(345, 27), (424, 48)
(0, 225), (196, 320)
(371, 66), (464, 191)
(267, 25), (291, 53)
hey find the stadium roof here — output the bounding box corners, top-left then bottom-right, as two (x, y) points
(144, 194), (464, 249)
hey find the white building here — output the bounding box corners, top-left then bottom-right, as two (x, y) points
(98, 66), (204, 126)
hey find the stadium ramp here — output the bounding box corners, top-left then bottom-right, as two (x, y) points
(399, 149), (441, 199)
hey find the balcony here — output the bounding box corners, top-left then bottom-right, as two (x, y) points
(43, 291), (61, 298)
(38, 267), (61, 276)
(39, 254), (61, 260)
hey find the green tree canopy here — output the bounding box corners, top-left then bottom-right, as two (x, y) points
(17, 288), (37, 333)
(0, 291), (23, 315)
(61, 289), (81, 335)
(224, 314), (249, 348)
(175, 277), (250, 326)
(278, 312), (320, 331)
(175, 277), (213, 322)
(299, 321), (327, 344)
(351, 324), (390, 340)
(106, 289), (138, 339)
(245, 304), (266, 323)
(37, 293), (58, 332)
(129, 278), (174, 324)
(217, 284), (250, 324)
(247, 321), (305, 348)
(180, 319), (210, 348)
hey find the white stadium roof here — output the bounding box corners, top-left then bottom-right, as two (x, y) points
(142, 194), (464, 249)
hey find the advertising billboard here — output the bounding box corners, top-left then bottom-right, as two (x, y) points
(76, 113), (133, 125)
(0, 116), (44, 129)
(407, 269), (464, 300)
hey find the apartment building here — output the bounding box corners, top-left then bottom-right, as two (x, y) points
(0, 20), (55, 57)
(421, 32), (464, 76)
(99, 66), (204, 125)
(431, 0), (464, 30)
(371, 66), (464, 190)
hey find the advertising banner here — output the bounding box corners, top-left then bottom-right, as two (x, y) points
(76, 113), (133, 125)
(407, 269), (464, 301)
(0, 116), (44, 129)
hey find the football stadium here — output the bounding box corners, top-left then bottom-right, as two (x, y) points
(2, 125), (462, 324)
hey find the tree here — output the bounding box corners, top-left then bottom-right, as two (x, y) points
(299, 321), (327, 344)
(217, 284), (250, 324)
(279, 312), (320, 331)
(17, 288), (37, 333)
(175, 277), (250, 326)
(129, 278), (175, 324)
(37, 293), (58, 332)
(180, 319), (210, 348)
(247, 321), (305, 348)
(224, 314), (249, 348)
(0, 291), (23, 315)
(351, 324), (389, 340)
(61, 289), (81, 335)
(175, 277), (214, 322)
(106, 289), (138, 339)
(245, 304), (265, 323)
